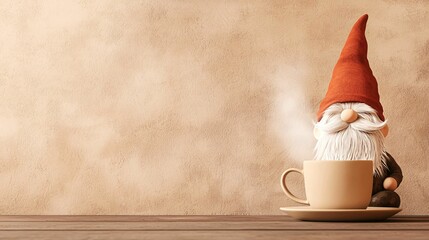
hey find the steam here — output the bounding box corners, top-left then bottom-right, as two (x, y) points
(270, 64), (315, 163)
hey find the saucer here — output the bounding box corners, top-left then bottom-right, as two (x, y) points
(280, 206), (401, 221)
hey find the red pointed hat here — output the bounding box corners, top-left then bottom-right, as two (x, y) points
(317, 14), (384, 121)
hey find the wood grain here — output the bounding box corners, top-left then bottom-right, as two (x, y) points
(0, 230), (428, 240)
(0, 215), (427, 240)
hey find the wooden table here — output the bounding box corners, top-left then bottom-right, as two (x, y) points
(0, 215), (427, 239)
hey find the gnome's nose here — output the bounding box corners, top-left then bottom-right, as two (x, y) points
(341, 109), (358, 123)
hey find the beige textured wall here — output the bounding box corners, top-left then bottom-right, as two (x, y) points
(0, 0), (427, 215)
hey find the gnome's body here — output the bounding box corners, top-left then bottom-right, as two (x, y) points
(314, 15), (403, 207)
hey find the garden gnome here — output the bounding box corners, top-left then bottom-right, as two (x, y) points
(313, 14), (403, 207)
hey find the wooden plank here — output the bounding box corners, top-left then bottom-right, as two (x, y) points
(0, 216), (426, 240)
(0, 215), (295, 222)
(0, 221), (428, 230)
(0, 230), (427, 240)
(0, 215), (427, 222)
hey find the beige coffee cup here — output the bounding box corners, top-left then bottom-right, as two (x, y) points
(280, 160), (373, 209)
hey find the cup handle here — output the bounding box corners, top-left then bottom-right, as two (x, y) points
(280, 168), (309, 205)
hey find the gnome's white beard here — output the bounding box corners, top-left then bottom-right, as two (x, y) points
(314, 103), (388, 177)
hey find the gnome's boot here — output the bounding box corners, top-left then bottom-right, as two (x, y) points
(369, 191), (400, 207)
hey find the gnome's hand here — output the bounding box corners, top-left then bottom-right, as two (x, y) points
(383, 177), (398, 191)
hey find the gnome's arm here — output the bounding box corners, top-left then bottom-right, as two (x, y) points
(383, 152), (403, 190)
